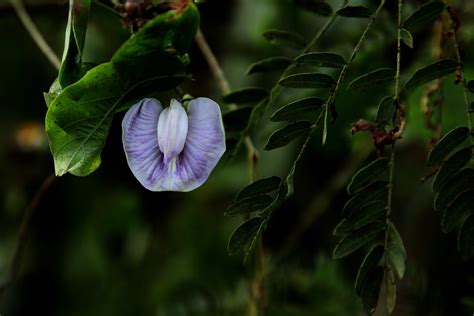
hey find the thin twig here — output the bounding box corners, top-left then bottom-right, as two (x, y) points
(9, 0), (60, 69)
(0, 173), (57, 299)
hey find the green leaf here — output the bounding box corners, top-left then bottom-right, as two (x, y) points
(400, 28), (413, 48)
(263, 29), (307, 49)
(427, 127), (470, 166)
(270, 97), (323, 122)
(355, 245), (384, 296)
(223, 107), (253, 135)
(235, 176), (282, 201)
(348, 68), (395, 91)
(295, 0), (333, 16)
(227, 217), (264, 256)
(432, 148), (472, 192)
(44, 78), (62, 107)
(336, 5), (372, 18)
(222, 88), (268, 105)
(294, 52), (346, 68)
(226, 195), (274, 216)
(334, 201), (385, 237)
(343, 181), (388, 216)
(405, 59), (459, 89)
(442, 189), (474, 233)
(386, 221), (407, 279)
(403, 1), (446, 33)
(386, 268), (397, 314)
(347, 158), (389, 194)
(279, 73), (335, 88)
(458, 215), (474, 259)
(58, 0), (91, 88)
(247, 57), (292, 75)
(361, 265), (384, 314)
(434, 168), (474, 211)
(376, 96), (397, 127)
(264, 121), (312, 150)
(467, 80), (474, 93)
(333, 221), (385, 259)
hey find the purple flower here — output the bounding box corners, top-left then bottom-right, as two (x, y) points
(122, 97), (226, 192)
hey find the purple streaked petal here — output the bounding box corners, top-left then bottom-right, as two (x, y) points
(157, 99), (188, 163)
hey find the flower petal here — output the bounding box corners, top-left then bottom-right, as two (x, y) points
(122, 98), (166, 190)
(157, 99), (189, 163)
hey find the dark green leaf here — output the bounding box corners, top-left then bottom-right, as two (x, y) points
(58, 0), (91, 88)
(223, 107), (253, 135)
(434, 168), (474, 211)
(405, 59), (459, 89)
(347, 158), (389, 194)
(403, 1), (446, 33)
(467, 80), (474, 93)
(279, 73), (335, 88)
(400, 28), (414, 48)
(334, 201), (385, 237)
(428, 127), (470, 166)
(348, 68), (395, 91)
(247, 57), (292, 75)
(458, 215), (474, 259)
(294, 52), (346, 68)
(227, 217), (264, 256)
(264, 121), (312, 150)
(387, 221), (407, 279)
(343, 181), (388, 216)
(442, 189), (474, 233)
(333, 221), (386, 259)
(263, 29), (307, 49)
(226, 195), (274, 216)
(386, 268), (397, 313)
(361, 266), (384, 314)
(337, 5), (372, 18)
(376, 96), (397, 127)
(295, 0), (332, 16)
(432, 147), (472, 192)
(270, 97), (323, 122)
(355, 245), (384, 296)
(222, 88), (268, 104)
(235, 176), (282, 201)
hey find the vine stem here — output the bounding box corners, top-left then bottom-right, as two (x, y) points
(0, 173), (57, 299)
(9, 0), (60, 69)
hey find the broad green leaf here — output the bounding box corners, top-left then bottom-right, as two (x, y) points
(223, 107), (253, 136)
(442, 189), (474, 233)
(347, 158), (389, 194)
(226, 195), (274, 216)
(279, 73), (335, 88)
(458, 215), (474, 259)
(343, 181), (388, 216)
(400, 28), (413, 48)
(333, 221), (385, 259)
(294, 52), (346, 68)
(270, 97), (323, 122)
(405, 59), (459, 90)
(376, 96), (396, 127)
(247, 57), (292, 75)
(334, 201), (385, 237)
(403, 1), (446, 33)
(295, 0), (332, 16)
(59, 0), (91, 88)
(355, 245), (384, 296)
(467, 80), (474, 93)
(427, 127), (470, 166)
(235, 176), (282, 201)
(222, 88), (268, 105)
(387, 221), (407, 279)
(386, 268), (397, 313)
(434, 168), (474, 211)
(361, 266), (384, 314)
(348, 68), (395, 91)
(337, 5), (372, 18)
(263, 29), (307, 49)
(264, 121), (312, 150)
(432, 147), (472, 192)
(227, 217), (264, 256)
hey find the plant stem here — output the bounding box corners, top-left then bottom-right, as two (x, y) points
(9, 0), (60, 70)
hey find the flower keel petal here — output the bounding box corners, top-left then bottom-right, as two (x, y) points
(157, 99), (189, 163)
